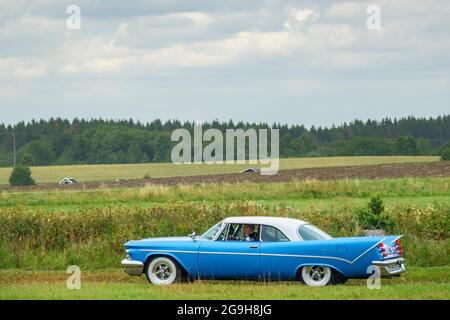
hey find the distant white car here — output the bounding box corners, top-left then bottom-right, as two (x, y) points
(59, 177), (79, 185)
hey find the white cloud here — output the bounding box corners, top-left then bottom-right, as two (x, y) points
(305, 24), (356, 48)
(139, 44), (227, 68)
(133, 11), (214, 32)
(173, 12), (214, 28)
(2, 1), (445, 76)
(284, 7), (319, 31)
(57, 39), (133, 75)
(116, 22), (129, 37)
(0, 14), (63, 37)
(292, 8), (318, 23)
(0, 58), (47, 78)
(325, 2), (365, 19)
(61, 58), (125, 74)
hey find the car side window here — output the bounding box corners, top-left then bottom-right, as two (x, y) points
(200, 222), (222, 240)
(260, 225), (289, 242)
(226, 224), (260, 241)
(216, 224), (229, 241)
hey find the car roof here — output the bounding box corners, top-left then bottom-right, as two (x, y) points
(223, 216), (307, 225)
(222, 216), (307, 241)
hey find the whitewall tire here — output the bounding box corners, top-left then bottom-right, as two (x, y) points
(145, 257), (179, 285)
(301, 266), (332, 286)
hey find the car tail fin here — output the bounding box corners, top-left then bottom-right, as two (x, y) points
(377, 236), (403, 259)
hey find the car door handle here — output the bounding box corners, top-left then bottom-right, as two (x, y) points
(249, 245), (259, 249)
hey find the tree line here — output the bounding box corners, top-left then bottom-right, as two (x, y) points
(0, 116), (449, 167)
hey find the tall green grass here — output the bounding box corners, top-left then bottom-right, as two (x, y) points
(0, 201), (448, 270)
(1, 177), (449, 208)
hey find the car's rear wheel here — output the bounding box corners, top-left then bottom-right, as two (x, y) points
(301, 265), (337, 286)
(145, 256), (180, 285)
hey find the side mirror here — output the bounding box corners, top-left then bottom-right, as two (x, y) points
(188, 231), (197, 241)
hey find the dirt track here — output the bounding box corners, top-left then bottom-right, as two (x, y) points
(3, 161), (450, 192)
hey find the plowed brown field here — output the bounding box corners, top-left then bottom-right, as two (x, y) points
(3, 161), (449, 192)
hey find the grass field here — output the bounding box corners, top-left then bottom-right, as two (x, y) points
(1, 177), (449, 212)
(0, 267), (448, 300)
(0, 156), (439, 185)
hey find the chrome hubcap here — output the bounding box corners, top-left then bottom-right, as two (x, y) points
(153, 263), (172, 280)
(308, 266), (326, 281)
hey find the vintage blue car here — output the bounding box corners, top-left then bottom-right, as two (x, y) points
(122, 216), (405, 286)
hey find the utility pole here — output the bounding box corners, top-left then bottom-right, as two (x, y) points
(12, 133), (16, 167)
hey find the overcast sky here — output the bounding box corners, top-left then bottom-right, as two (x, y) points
(1, 0), (449, 127)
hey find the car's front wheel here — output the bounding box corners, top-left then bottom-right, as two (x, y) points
(145, 256), (180, 285)
(301, 265), (336, 286)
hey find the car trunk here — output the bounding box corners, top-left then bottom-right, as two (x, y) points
(376, 236), (403, 260)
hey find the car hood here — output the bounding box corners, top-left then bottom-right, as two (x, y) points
(141, 236), (194, 242)
(124, 236), (194, 247)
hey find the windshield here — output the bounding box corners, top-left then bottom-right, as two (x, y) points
(298, 224), (332, 241)
(200, 222), (222, 240)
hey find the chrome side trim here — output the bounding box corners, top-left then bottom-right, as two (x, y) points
(200, 251), (259, 256)
(139, 249), (198, 254)
(140, 249), (260, 257)
(136, 246), (386, 265)
(260, 252), (352, 264)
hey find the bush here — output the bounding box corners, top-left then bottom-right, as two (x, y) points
(8, 166), (35, 186)
(357, 194), (393, 230)
(441, 147), (450, 161)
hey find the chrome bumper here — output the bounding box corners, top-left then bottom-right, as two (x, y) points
(121, 259), (144, 276)
(372, 257), (406, 277)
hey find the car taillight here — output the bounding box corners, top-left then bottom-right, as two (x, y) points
(378, 243), (387, 258)
(395, 239), (404, 256)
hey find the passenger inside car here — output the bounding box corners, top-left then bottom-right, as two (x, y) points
(243, 224), (258, 241)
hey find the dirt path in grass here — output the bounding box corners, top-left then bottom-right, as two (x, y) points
(3, 161), (450, 192)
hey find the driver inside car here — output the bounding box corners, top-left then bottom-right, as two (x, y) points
(243, 224), (258, 241)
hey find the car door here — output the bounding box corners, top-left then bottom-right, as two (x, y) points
(259, 225), (298, 280)
(198, 223), (261, 279)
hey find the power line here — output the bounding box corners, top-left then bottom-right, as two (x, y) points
(12, 133), (16, 167)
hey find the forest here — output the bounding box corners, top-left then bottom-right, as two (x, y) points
(0, 115), (449, 166)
